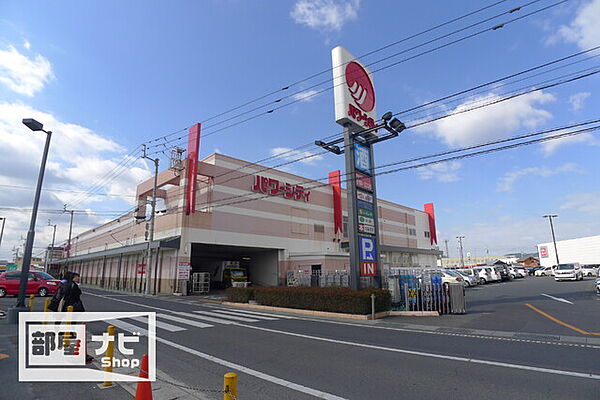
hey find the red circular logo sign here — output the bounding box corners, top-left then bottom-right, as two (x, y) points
(345, 61), (375, 112)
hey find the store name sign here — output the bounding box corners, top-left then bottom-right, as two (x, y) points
(252, 175), (310, 202)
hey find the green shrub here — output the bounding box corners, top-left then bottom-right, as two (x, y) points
(252, 286), (391, 314)
(225, 287), (254, 303)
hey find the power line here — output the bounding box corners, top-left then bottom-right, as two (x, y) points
(0, 184), (138, 198)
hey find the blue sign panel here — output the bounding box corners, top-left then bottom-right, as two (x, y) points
(357, 199), (374, 211)
(359, 236), (377, 262)
(354, 143), (371, 173)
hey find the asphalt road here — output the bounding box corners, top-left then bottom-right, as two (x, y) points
(1, 276), (599, 399)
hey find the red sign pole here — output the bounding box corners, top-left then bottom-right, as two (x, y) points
(186, 123), (201, 215)
(328, 171), (343, 235)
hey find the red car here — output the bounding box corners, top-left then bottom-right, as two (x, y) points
(0, 270), (61, 297)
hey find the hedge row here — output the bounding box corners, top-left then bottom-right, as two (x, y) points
(225, 286), (391, 315)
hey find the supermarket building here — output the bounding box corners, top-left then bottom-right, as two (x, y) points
(55, 151), (441, 294)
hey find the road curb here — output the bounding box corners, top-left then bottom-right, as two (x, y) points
(222, 301), (389, 320)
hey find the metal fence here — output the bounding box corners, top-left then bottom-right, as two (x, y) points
(385, 268), (466, 314)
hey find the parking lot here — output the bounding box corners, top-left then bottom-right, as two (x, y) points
(389, 274), (600, 338)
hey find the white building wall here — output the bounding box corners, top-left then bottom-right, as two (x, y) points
(538, 235), (600, 268)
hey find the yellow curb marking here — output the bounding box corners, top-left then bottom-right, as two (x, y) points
(525, 303), (600, 336)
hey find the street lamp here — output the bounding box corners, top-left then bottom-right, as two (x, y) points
(456, 236), (465, 268)
(543, 214), (560, 266)
(7, 119), (52, 323)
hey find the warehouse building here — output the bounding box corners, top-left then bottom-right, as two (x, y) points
(538, 234), (600, 268)
(55, 147), (441, 294)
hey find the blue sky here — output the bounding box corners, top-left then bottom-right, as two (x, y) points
(0, 0), (599, 260)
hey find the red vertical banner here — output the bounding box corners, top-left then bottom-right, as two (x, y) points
(186, 123), (201, 215)
(329, 170), (343, 234)
(424, 203), (437, 245)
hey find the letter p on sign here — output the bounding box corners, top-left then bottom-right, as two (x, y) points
(359, 236), (376, 261)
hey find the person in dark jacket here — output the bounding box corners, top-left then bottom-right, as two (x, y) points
(48, 272), (72, 312)
(62, 272), (84, 312)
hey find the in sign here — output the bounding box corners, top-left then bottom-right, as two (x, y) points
(360, 262), (378, 276)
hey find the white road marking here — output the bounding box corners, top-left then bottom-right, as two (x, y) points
(156, 336), (347, 400)
(158, 313), (213, 328)
(541, 293), (574, 304)
(207, 305), (297, 319)
(208, 309), (279, 320)
(131, 316), (186, 332)
(110, 319), (148, 335)
(173, 311), (237, 325)
(193, 310), (260, 323)
(233, 323), (600, 381)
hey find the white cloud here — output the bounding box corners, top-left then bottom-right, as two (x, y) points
(425, 90), (555, 148)
(416, 161), (461, 183)
(569, 92), (591, 111)
(560, 191), (600, 215)
(0, 103), (150, 259)
(23, 39), (31, 50)
(269, 147), (324, 165)
(555, 0), (600, 49)
(497, 163), (584, 192)
(541, 131), (598, 155)
(290, 0), (360, 32)
(0, 45), (53, 96)
(292, 89), (320, 102)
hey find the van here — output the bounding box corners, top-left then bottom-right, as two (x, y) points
(554, 263), (584, 281)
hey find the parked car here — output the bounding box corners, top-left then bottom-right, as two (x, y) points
(595, 277), (600, 294)
(535, 267), (554, 276)
(456, 270), (478, 287)
(528, 266), (543, 276)
(554, 263), (584, 281)
(441, 270), (464, 288)
(581, 264), (599, 277)
(474, 267), (500, 284)
(494, 266), (511, 281)
(0, 271), (60, 297)
(516, 267), (528, 277)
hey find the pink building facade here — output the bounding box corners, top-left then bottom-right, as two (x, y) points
(56, 153), (441, 294)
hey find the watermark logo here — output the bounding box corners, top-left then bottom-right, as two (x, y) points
(19, 312), (155, 382)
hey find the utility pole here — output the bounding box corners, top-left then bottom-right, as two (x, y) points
(142, 145), (160, 295)
(543, 214), (560, 266)
(444, 239), (450, 258)
(45, 220), (57, 273)
(457, 236), (465, 268)
(0, 217), (5, 252)
(63, 205), (74, 258)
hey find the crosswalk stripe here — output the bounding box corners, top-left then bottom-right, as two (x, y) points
(110, 319), (148, 335)
(193, 310), (260, 323)
(173, 311), (237, 325)
(132, 316), (186, 332)
(158, 313), (213, 328)
(210, 306), (297, 319)
(207, 309), (278, 321)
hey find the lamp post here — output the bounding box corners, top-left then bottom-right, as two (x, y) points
(8, 119), (52, 323)
(543, 214), (560, 266)
(457, 236), (465, 268)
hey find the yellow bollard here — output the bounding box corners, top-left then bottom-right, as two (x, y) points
(29, 294), (35, 310)
(223, 372), (237, 400)
(103, 325), (116, 387)
(43, 298), (51, 325)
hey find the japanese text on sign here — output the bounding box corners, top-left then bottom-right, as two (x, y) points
(354, 143), (371, 173)
(348, 104), (376, 128)
(357, 190), (373, 203)
(252, 175), (310, 202)
(356, 172), (373, 192)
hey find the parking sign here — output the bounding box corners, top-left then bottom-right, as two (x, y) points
(359, 236), (377, 262)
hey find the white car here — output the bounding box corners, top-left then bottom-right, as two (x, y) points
(595, 278), (600, 294)
(508, 267), (525, 279)
(473, 267), (500, 284)
(535, 267), (554, 277)
(554, 263), (584, 281)
(441, 270), (465, 287)
(456, 270), (478, 287)
(581, 265), (599, 277)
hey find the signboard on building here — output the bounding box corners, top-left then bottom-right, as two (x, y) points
(251, 175), (310, 202)
(356, 172), (373, 192)
(358, 223), (375, 235)
(136, 264), (147, 275)
(356, 190), (373, 203)
(539, 246), (549, 258)
(186, 123), (201, 215)
(332, 46), (377, 130)
(358, 208), (374, 218)
(354, 143), (371, 173)
(177, 264), (191, 280)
